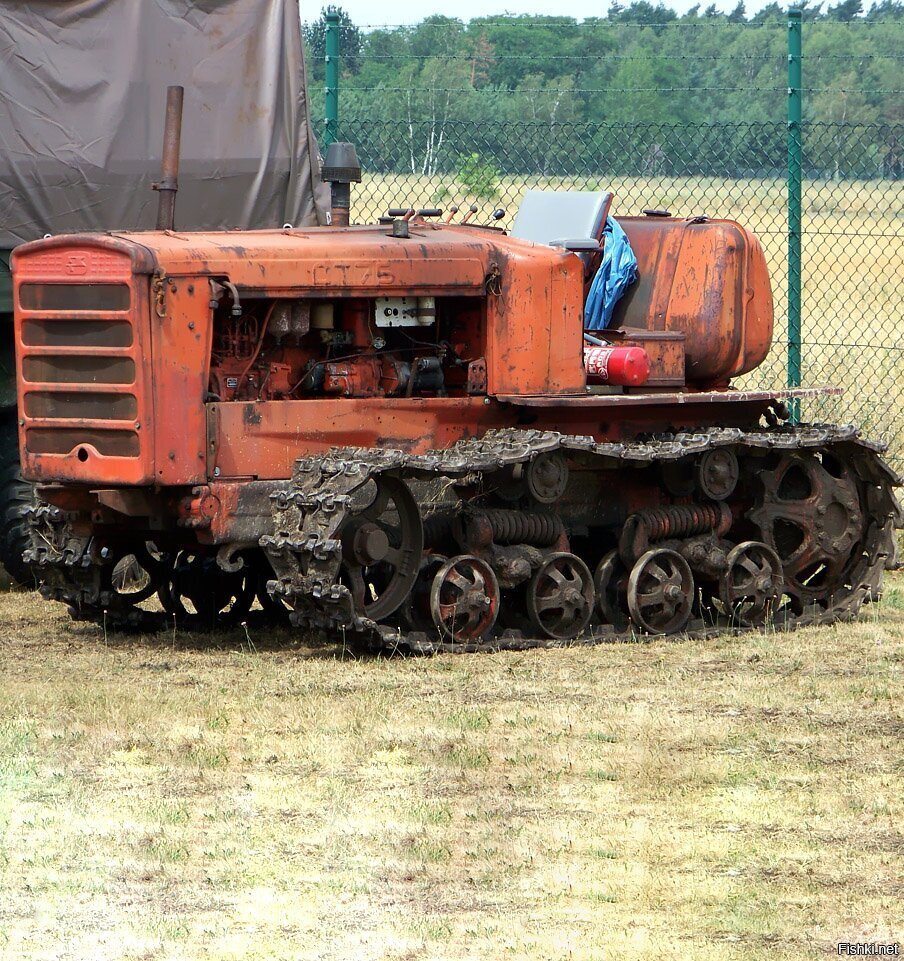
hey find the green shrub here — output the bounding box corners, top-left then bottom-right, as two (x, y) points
(456, 152), (499, 200)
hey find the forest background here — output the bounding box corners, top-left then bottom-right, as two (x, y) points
(301, 1), (903, 179)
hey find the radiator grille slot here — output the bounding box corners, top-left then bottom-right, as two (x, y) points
(24, 391), (138, 421)
(22, 355), (136, 385)
(21, 318), (133, 348)
(19, 283), (131, 311)
(26, 428), (140, 457)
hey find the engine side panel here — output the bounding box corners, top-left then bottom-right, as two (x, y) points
(150, 277), (212, 487)
(487, 244), (585, 396)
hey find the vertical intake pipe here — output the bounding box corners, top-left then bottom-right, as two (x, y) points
(153, 85), (184, 231)
(321, 141), (362, 227)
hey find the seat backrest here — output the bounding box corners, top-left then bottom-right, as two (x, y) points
(511, 189), (613, 245)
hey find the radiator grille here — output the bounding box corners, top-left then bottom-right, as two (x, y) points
(17, 280), (141, 461)
(26, 428), (140, 457)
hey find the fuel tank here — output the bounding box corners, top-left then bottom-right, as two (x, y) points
(614, 215), (773, 386)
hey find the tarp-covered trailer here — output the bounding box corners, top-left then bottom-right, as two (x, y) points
(0, 0), (326, 582)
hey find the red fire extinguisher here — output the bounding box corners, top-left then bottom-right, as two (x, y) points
(583, 341), (650, 387)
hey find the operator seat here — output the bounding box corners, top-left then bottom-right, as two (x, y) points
(510, 189), (613, 283)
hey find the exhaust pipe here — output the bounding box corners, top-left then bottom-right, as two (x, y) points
(153, 85), (184, 231)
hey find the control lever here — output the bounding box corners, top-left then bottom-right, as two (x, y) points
(387, 207), (443, 219)
(460, 204), (479, 225)
(444, 205), (459, 224)
(549, 239), (602, 252)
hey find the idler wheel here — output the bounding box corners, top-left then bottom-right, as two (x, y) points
(340, 475), (423, 622)
(719, 541), (783, 626)
(526, 552), (595, 640)
(593, 550), (630, 632)
(429, 555), (500, 641)
(627, 548), (694, 635)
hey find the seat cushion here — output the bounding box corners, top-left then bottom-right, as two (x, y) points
(511, 190), (613, 245)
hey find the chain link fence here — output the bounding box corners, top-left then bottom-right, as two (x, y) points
(313, 6), (903, 470)
(334, 114), (903, 467)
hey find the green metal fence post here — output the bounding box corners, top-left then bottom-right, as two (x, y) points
(324, 10), (340, 147)
(787, 9), (803, 423)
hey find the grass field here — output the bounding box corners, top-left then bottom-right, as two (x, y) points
(1, 578), (901, 961)
(353, 173), (904, 466)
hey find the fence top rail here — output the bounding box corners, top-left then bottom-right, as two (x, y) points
(348, 18), (902, 29)
(337, 117), (904, 133)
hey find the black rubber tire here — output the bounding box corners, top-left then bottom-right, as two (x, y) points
(0, 415), (36, 588)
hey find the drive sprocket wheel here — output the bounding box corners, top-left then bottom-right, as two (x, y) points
(627, 548), (694, 635)
(749, 450), (864, 613)
(339, 475), (423, 622)
(429, 555), (499, 641)
(718, 541), (783, 627)
(526, 552), (595, 640)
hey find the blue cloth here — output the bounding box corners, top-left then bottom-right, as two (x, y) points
(584, 217), (638, 330)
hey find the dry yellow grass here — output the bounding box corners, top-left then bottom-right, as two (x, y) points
(1, 578), (902, 961)
(354, 173), (904, 462)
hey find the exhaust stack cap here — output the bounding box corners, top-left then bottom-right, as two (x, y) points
(321, 142), (362, 184)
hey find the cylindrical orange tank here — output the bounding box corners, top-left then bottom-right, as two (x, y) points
(613, 215), (774, 386)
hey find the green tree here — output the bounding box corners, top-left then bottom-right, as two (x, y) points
(605, 56), (666, 123)
(827, 0), (864, 19)
(322, 5), (902, 183)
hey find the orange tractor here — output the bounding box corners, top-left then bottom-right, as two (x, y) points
(11, 101), (902, 649)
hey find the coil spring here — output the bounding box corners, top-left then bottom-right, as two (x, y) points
(634, 503), (731, 540)
(479, 509), (564, 546)
(619, 502), (732, 565)
(423, 511), (455, 548)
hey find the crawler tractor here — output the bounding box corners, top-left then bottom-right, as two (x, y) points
(11, 118), (902, 649)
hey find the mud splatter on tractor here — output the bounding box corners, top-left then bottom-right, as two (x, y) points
(11, 111), (901, 649)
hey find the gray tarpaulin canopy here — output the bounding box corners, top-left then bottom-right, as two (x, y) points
(0, 0), (328, 248)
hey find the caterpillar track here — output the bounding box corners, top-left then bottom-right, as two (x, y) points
(25, 425), (902, 653)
